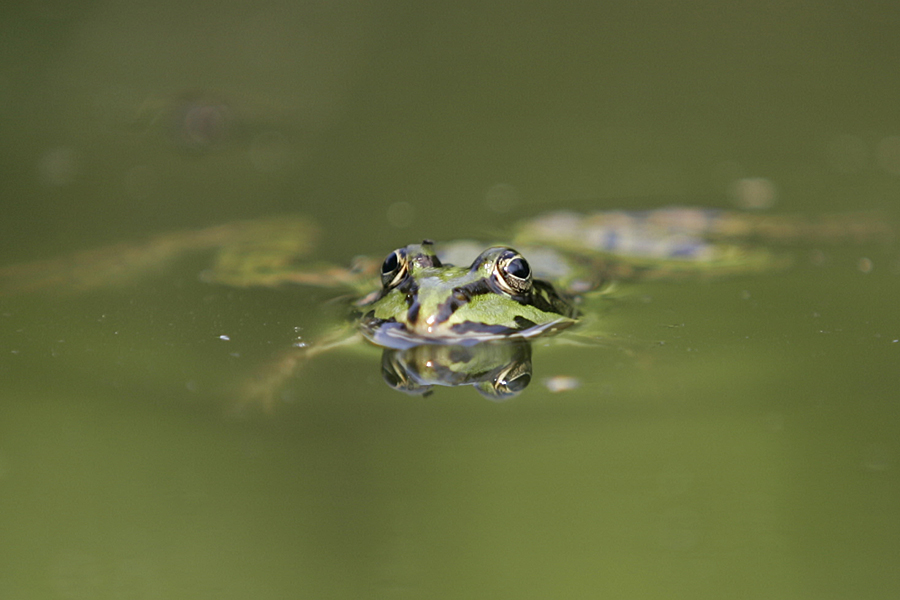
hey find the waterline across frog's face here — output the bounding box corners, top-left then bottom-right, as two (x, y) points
(356, 241), (578, 349)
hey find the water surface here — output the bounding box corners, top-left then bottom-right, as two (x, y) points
(1, 2), (899, 599)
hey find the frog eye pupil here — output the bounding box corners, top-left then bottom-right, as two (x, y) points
(382, 251), (399, 276)
(494, 251), (532, 295)
(506, 257), (530, 280)
(381, 249), (409, 288)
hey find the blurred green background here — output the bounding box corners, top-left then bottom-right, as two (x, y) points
(1, 2), (899, 599)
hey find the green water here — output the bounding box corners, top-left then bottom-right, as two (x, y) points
(2, 2), (900, 598)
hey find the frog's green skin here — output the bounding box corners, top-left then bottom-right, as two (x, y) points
(355, 241), (579, 348)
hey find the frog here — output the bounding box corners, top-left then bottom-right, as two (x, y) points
(0, 206), (890, 402)
(354, 241), (580, 348)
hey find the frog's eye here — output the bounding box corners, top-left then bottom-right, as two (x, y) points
(494, 250), (532, 295)
(381, 248), (409, 289)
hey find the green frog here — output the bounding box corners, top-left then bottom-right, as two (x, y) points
(355, 241), (579, 348)
(0, 207), (890, 401)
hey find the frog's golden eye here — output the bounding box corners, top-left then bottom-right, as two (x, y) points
(494, 249), (532, 295)
(381, 248), (409, 289)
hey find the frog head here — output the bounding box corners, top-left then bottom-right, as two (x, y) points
(357, 241), (578, 348)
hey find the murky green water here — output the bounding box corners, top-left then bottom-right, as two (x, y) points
(2, 3), (899, 599)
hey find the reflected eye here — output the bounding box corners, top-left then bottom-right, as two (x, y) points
(495, 250), (532, 294)
(498, 372), (532, 396)
(476, 359), (533, 401)
(381, 249), (408, 289)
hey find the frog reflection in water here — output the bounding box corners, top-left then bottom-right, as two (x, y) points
(0, 207), (891, 401)
(381, 341), (535, 400)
